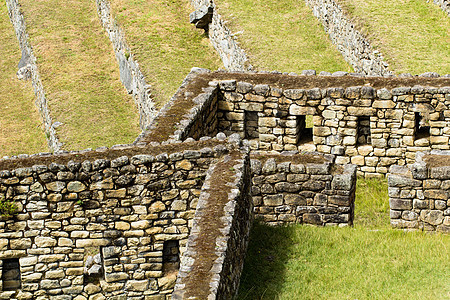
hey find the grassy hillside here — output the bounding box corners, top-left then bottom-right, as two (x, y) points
(109, 0), (222, 107)
(215, 0), (352, 73)
(0, 1), (48, 156)
(238, 178), (450, 299)
(19, 0), (140, 151)
(336, 0), (450, 74)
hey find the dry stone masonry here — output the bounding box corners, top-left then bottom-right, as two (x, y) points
(95, 0), (158, 130)
(251, 155), (356, 226)
(0, 136), (250, 299)
(304, 0), (392, 76)
(0, 67), (448, 299)
(212, 72), (450, 177)
(189, 0), (251, 71)
(388, 151), (450, 233)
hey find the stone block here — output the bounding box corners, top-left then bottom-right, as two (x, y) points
(421, 210), (444, 226)
(347, 107), (375, 116)
(289, 105), (316, 116)
(389, 199), (412, 210)
(302, 213), (322, 225)
(263, 194), (283, 206)
(373, 100), (395, 108)
(430, 166), (450, 179)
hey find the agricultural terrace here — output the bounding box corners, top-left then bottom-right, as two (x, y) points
(0, 1), (47, 156)
(109, 0), (222, 107)
(336, 0), (450, 74)
(215, 0), (352, 73)
(19, 0), (140, 151)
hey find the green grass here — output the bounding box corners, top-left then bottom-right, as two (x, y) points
(110, 0), (222, 107)
(354, 177), (390, 228)
(0, 1), (48, 156)
(238, 178), (450, 299)
(336, 0), (450, 74)
(19, 0), (140, 151)
(215, 0), (352, 73)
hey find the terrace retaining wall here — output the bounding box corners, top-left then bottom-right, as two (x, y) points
(95, 0), (157, 130)
(304, 0), (393, 76)
(6, 0), (61, 152)
(189, 0), (251, 71)
(388, 151), (450, 232)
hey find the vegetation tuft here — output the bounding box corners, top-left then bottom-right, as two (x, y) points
(0, 197), (18, 219)
(238, 178), (450, 299)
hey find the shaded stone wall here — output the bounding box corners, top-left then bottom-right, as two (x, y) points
(214, 76), (450, 177)
(6, 0), (61, 151)
(388, 151), (450, 232)
(251, 155), (356, 226)
(304, 0), (392, 76)
(0, 140), (233, 299)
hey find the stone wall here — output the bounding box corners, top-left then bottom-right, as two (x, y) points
(251, 154), (356, 226)
(173, 147), (252, 299)
(388, 151), (450, 232)
(6, 0), (61, 151)
(95, 0), (157, 130)
(304, 0), (393, 76)
(213, 74), (450, 177)
(189, 0), (251, 71)
(135, 68), (220, 144)
(0, 138), (237, 299)
(434, 0), (450, 15)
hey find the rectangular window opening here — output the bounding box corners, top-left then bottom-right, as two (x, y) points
(414, 112), (430, 140)
(297, 115), (313, 145)
(357, 117), (371, 146)
(244, 111), (259, 139)
(163, 240), (180, 275)
(2, 258), (21, 291)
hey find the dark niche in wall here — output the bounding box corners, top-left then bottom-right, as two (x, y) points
(414, 112), (430, 140)
(357, 116), (371, 146)
(244, 111), (259, 139)
(297, 115), (313, 145)
(163, 240), (180, 274)
(2, 258), (21, 291)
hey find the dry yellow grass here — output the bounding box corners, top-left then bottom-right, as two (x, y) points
(19, 0), (140, 151)
(0, 1), (48, 156)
